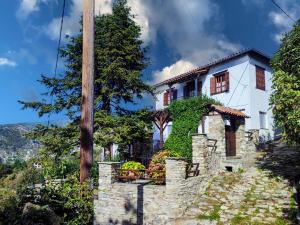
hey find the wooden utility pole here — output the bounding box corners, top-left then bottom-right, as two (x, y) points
(80, 0), (95, 183)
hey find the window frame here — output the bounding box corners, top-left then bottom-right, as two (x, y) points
(259, 111), (268, 129)
(256, 65), (266, 91)
(214, 72), (228, 94)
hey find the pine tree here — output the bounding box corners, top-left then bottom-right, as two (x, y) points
(20, 0), (153, 173)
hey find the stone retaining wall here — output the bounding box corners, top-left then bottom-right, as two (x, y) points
(94, 158), (211, 225)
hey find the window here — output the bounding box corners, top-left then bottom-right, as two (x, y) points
(197, 80), (202, 96)
(210, 71), (229, 95)
(163, 91), (169, 106)
(170, 89), (177, 102)
(163, 89), (177, 106)
(183, 81), (195, 99)
(256, 66), (265, 90)
(259, 112), (267, 129)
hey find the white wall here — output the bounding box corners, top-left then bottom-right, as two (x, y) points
(153, 54), (274, 142)
(248, 58), (274, 141)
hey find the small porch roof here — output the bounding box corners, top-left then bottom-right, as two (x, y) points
(209, 104), (250, 118)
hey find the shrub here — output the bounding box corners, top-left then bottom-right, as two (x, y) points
(164, 95), (218, 159)
(148, 150), (179, 184)
(0, 188), (20, 225)
(120, 161), (145, 179)
(17, 174), (93, 225)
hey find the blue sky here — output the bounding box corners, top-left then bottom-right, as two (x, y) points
(0, 0), (299, 124)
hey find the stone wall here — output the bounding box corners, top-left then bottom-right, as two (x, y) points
(94, 158), (211, 225)
(192, 133), (223, 175)
(207, 112), (226, 159)
(235, 118), (245, 157)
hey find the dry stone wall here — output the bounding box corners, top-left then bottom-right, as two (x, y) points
(94, 158), (212, 225)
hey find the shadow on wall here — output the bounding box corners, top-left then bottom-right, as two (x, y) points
(108, 184), (145, 225)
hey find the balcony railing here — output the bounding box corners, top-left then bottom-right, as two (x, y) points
(170, 91), (200, 103)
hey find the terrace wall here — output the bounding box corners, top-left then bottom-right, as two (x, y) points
(94, 159), (212, 225)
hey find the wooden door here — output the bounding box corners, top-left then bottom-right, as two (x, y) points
(225, 123), (236, 157)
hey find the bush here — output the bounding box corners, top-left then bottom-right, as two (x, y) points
(164, 95), (218, 159)
(148, 150), (178, 184)
(0, 188), (20, 225)
(121, 161), (145, 170)
(17, 174), (93, 225)
(120, 161), (145, 179)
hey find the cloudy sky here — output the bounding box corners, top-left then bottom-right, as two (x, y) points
(0, 0), (299, 124)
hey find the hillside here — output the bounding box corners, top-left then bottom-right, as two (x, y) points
(0, 123), (40, 162)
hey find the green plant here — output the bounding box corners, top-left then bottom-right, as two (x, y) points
(120, 161), (146, 179)
(121, 161), (145, 170)
(197, 205), (221, 221)
(148, 150), (178, 184)
(0, 188), (20, 225)
(164, 95), (219, 159)
(270, 21), (300, 144)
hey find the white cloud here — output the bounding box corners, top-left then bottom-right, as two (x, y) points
(268, 0), (299, 44)
(6, 48), (37, 65)
(242, 0), (299, 44)
(131, 0), (241, 83)
(0, 58), (17, 67)
(43, 0), (241, 83)
(95, 0), (113, 15)
(45, 0), (113, 40)
(153, 60), (196, 84)
(16, 0), (50, 19)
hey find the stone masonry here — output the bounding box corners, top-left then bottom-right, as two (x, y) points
(94, 109), (259, 224)
(94, 158), (212, 225)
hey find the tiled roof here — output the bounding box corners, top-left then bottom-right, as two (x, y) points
(154, 48), (270, 87)
(210, 104), (250, 118)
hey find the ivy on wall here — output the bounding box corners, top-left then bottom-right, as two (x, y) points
(164, 96), (219, 160)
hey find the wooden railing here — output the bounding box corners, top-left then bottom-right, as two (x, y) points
(186, 163), (200, 177)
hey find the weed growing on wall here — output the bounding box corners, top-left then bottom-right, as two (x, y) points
(164, 96), (219, 160)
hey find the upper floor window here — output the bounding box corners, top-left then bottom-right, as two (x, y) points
(183, 81), (195, 99)
(197, 80), (202, 96)
(256, 66), (265, 91)
(210, 71), (229, 95)
(163, 89), (177, 106)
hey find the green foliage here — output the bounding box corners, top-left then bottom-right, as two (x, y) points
(19, 0), (153, 162)
(270, 20), (300, 144)
(148, 151), (169, 184)
(94, 109), (153, 153)
(0, 188), (20, 225)
(50, 175), (93, 225)
(4, 2), (154, 224)
(120, 161), (145, 179)
(121, 161), (145, 170)
(16, 174), (93, 225)
(197, 205), (221, 221)
(164, 96), (219, 159)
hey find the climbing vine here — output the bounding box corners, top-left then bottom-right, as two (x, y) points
(164, 95), (219, 160)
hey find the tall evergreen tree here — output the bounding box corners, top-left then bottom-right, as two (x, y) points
(270, 20), (300, 144)
(20, 0), (153, 173)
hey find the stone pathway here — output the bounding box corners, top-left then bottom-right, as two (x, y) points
(176, 143), (299, 225)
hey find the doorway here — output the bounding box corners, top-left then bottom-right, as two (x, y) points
(225, 119), (236, 157)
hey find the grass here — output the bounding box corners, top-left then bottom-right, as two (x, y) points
(197, 205), (221, 221)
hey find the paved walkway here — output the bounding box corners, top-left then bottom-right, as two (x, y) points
(176, 143), (299, 225)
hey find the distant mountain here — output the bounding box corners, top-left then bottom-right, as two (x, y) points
(0, 123), (40, 163)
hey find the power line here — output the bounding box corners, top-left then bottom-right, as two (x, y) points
(47, 0), (67, 126)
(226, 62), (249, 107)
(270, 0), (297, 23)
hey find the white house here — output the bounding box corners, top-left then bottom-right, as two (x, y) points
(153, 49), (275, 147)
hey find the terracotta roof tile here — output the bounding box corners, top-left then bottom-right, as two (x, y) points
(210, 104), (250, 118)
